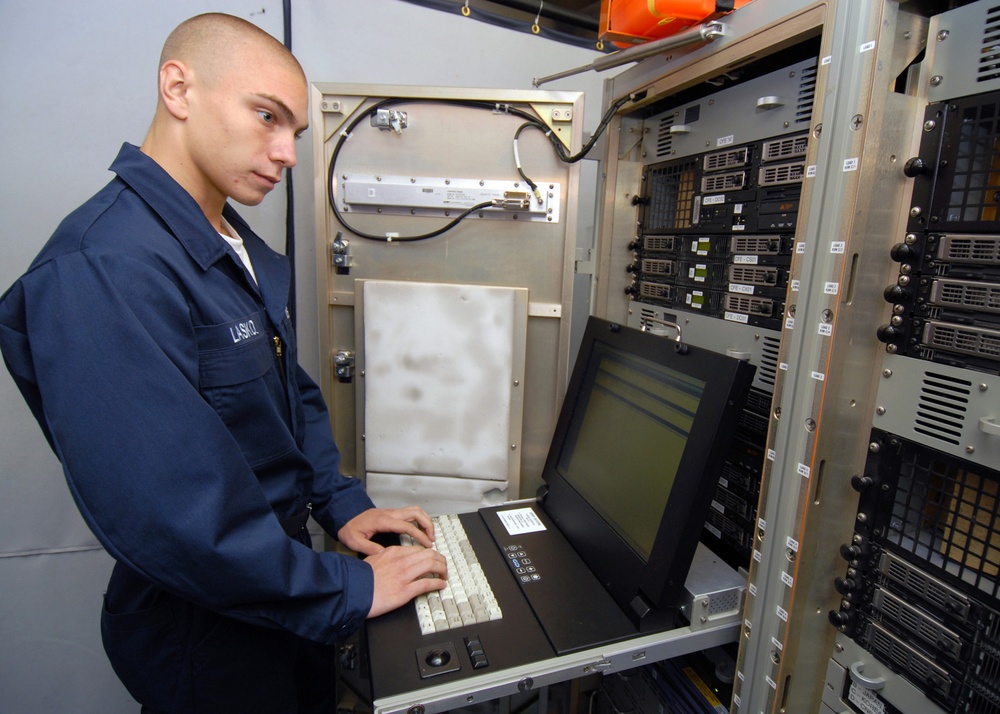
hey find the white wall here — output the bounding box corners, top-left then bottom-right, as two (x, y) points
(0, 1), (609, 710)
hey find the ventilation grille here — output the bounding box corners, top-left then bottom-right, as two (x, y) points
(647, 160), (697, 231)
(725, 294), (776, 317)
(938, 234), (1000, 264)
(759, 162), (805, 186)
(796, 64), (818, 124)
(981, 6), (1000, 84)
(729, 265), (779, 286)
(731, 235), (782, 255)
(704, 147), (750, 172)
(929, 279), (1000, 314)
(882, 445), (1000, 600)
(944, 99), (1000, 224)
(758, 336), (780, 388)
(878, 551), (972, 620)
(643, 235), (680, 252)
(871, 587), (963, 661)
(762, 134), (809, 162)
(641, 258), (675, 276)
(866, 622), (952, 697)
(702, 170), (746, 193)
(913, 370), (972, 445)
(655, 114), (675, 158)
(922, 321), (1000, 362)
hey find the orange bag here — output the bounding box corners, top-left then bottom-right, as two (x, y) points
(600, 0), (754, 47)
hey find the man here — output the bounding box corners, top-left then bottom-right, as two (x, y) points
(0, 13), (446, 713)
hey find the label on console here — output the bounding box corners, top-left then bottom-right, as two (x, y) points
(497, 507), (546, 535)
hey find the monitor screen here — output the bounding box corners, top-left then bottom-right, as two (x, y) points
(541, 317), (753, 631)
(555, 342), (705, 561)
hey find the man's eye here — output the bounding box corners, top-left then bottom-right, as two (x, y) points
(258, 110), (275, 123)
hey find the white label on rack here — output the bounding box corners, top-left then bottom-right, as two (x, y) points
(798, 463), (811, 478)
(754, 549), (762, 562)
(849, 682), (887, 714)
(844, 158), (859, 172)
(735, 203), (744, 214)
(767, 449), (776, 462)
(704, 194), (725, 205)
(781, 571), (794, 587)
(785, 317), (795, 330)
(819, 323), (833, 336)
(712, 500), (725, 514)
(786, 536), (799, 552)
(706, 522), (722, 539)
(822, 55), (832, 65)
(860, 40), (876, 53)
(717, 134), (735, 147)
(831, 241), (846, 254)
(779, 362), (788, 371)
(777, 606), (788, 622)
(725, 312), (750, 324)
(749, 582), (758, 597)
(824, 282), (840, 294)
(771, 636), (784, 651)
(791, 279), (801, 292)
(758, 518), (767, 532)
(730, 283), (755, 294)
(806, 165), (817, 178)
(766, 675), (777, 689)
(734, 254), (759, 264)
(796, 242), (806, 254)
(812, 370), (826, 381)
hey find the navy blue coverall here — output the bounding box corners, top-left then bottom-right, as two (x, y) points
(0, 143), (376, 712)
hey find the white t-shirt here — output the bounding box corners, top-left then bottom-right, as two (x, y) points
(219, 218), (257, 285)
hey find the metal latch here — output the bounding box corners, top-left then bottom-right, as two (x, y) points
(331, 232), (352, 274)
(334, 350), (355, 383)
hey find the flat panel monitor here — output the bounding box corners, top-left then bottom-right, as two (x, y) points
(540, 317), (754, 630)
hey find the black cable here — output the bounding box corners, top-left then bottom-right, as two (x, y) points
(327, 94), (634, 242)
(282, 0), (296, 329)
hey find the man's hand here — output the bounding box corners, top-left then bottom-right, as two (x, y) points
(337, 506), (436, 556)
(365, 545), (447, 619)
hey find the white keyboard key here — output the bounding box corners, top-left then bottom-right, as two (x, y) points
(410, 514), (504, 635)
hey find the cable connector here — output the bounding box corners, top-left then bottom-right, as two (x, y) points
(493, 191), (530, 209)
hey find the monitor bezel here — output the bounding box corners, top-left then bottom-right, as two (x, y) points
(539, 317), (754, 630)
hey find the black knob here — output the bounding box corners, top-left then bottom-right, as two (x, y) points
(903, 157), (928, 177)
(851, 475), (874, 492)
(876, 324), (900, 343)
(626, 263), (638, 273)
(628, 240), (641, 251)
(631, 194), (648, 206)
(890, 242), (915, 262)
(828, 609), (854, 629)
(883, 285), (909, 303)
(834, 577), (857, 596)
(840, 543), (862, 561)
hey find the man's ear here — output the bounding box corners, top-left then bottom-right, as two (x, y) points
(159, 60), (191, 120)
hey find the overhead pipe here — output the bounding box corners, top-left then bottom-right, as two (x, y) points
(532, 20), (725, 86)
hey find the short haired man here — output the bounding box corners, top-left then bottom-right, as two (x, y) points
(0, 13), (446, 713)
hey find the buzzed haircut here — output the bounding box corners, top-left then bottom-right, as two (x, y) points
(159, 13), (304, 84)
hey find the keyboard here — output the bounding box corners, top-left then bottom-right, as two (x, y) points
(402, 514), (503, 634)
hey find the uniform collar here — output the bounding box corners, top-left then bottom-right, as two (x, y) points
(110, 142), (231, 272)
(110, 143), (291, 328)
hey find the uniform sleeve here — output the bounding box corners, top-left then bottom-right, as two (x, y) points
(294, 364), (376, 535)
(0, 250), (373, 643)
